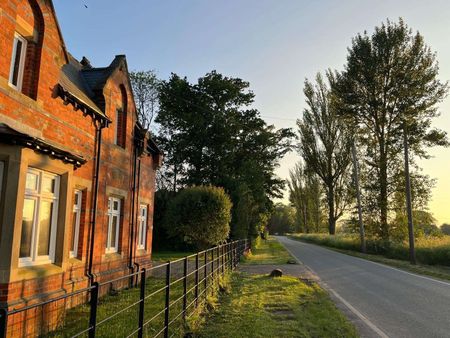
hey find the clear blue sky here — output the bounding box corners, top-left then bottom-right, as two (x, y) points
(54, 0), (450, 224)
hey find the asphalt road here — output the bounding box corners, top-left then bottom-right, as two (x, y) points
(276, 236), (450, 338)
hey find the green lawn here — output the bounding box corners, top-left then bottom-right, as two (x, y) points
(151, 250), (195, 262)
(241, 237), (294, 265)
(193, 273), (358, 338)
(46, 277), (188, 337)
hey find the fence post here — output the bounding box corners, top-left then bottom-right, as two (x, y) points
(211, 248), (214, 282)
(231, 242), (235, 269)
(183, 257), (188, 321)
(221, 245), (225, 274)
(204, 251), (207, 297)
(195, 253), (199, 307)
(0, 308), (7, 338)
(88, 282), (99, 338)
(138, 269), (146, 338)
(164, 262), (171, 338)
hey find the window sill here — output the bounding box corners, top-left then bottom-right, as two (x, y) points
(136, 248), (147, 256)
(102, 252), (123, 261)
(111, 143), (127, 151)
(15, 263), (63, 280)
(68, 256), (84, 265)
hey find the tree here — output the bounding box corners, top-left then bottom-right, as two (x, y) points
(441, 224), (450, 235)
(288, 163), (323, 233)
(334, 18), (449, 240)
(298, 72), (353, 234)
(268, 203), (295, 235)
(164, 186), (232, 250)
(130, 70), (160, 130)
(157, 71), (294, 240)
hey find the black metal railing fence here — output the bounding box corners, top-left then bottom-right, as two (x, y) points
(0, 239), (249, 338)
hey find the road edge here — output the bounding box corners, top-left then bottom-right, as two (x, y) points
(277, 236), (390, 338)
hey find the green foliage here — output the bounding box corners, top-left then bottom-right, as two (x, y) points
(164, 186), (232, 250)
(129, 70), (160, 130)
(293, 233), (450, 266)
(267, 203), (295, 235)
(288, 162), (325, 233)
(298, 72), (353, 235)
(441, 224), (450, 235)
(333, 18), (449, 239)
(157, 71), (294, 241)
(152, 189), (177, 250)
(391, 210), (441, 241)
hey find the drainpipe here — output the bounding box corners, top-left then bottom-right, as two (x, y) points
(133, 157), (142, 273)
(128, 143), (138, 273)
(87, 121), (104, 284)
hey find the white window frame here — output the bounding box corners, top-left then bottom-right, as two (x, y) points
(70, 190), (82, 258)
(9, 33), (27, 91)
(106, 197), (121, 254)
(19, 168), (60, 267)
(137, 204), (147, 250)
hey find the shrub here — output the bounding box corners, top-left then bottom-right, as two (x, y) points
(164, 185), (232, 250)
(153, 189), (177, 250)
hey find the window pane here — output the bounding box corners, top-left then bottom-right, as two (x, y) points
(140, 220), (145, 246)
(113, 200), (119, 211)
(37, 201), (53, 256)
(70, 211), (77, 252)
(110, 215), (118, 248)
(74, 191), (80, 206)
(20, 198), (35, 258)
(26, 172), (38, 191)
(42, 176), (56, 194)
(11, 38), (23, 86)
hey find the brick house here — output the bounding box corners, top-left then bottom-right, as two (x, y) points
(0, 0), (162, 332)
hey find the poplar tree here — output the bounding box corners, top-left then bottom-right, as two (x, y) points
(298, 72), (353, 235)
(334, 18), (448, 240)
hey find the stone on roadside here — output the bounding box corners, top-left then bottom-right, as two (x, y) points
(269, 269), (283, 277)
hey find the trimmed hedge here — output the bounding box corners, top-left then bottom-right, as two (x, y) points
(164, 185), (232, 250)
(293, 233), (450, 266)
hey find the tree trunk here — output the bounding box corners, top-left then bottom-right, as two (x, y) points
(351, 142), (366, 253)
(403, 123), (416, 264)
(379, 146), (389, 240)
(328, 184), (336, 235)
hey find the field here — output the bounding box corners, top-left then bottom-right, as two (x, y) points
(290, 233), (450, 280)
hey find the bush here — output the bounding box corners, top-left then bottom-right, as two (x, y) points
(153, 189), (177, 251)
(164, 185), (232, 250)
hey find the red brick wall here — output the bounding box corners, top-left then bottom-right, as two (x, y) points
(0, 2), (157, 334)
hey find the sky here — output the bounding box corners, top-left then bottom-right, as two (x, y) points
(54, 0), (450, 225)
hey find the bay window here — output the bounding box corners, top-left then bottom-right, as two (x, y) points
(70, 190), (82, 258)
(106, 197), (121, 253)
(137, 204), (147, 250)
(20, 168), (60, 266)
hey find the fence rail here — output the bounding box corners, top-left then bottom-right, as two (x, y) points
(0, 240), (249, 338)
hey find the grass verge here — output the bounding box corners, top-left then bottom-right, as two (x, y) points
(241, 237), (294, 265)
(151, 250), (194, 262)
(289, 234), (450, 282)
(192, 273), (358, 338)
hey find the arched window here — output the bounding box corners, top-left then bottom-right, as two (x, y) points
(9, 0), (44, 99)
(114, 85), (127, 148)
